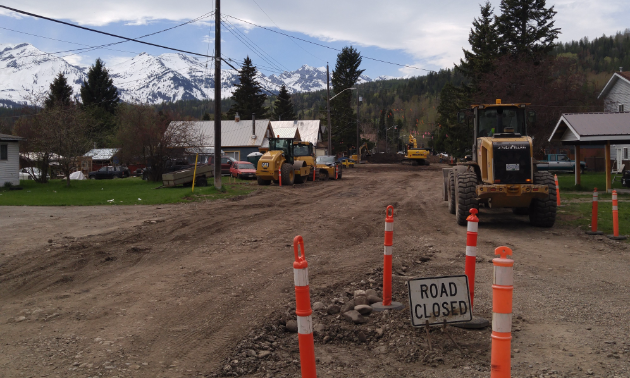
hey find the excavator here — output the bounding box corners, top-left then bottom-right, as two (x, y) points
(402, 134), (430, 166)
(350, 142), (372, 164)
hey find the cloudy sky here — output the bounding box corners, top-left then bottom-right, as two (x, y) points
(0, 0), (628, 78)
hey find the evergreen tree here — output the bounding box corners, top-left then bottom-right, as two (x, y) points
(271, 85), (297, 120)
(81, 58), (119, 114)
(496, 0), (560, 56)
(378, 108), (386, 139)
(457, 2), (500, 90)
(227, 56), (268, 120)
(436, 83), (471, 157)
(331, 46), (365, 153)
(44, 72), (73, 109)
(202, 112), (211, 120)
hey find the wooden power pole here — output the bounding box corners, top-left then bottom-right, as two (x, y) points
(213, 0), (222, 189)
(326, 63), (332, 155)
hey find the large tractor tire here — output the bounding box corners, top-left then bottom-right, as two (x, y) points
(448, 171), (456, 214)
(281, 163), (295, 186)
(529, 171), (557, 227)
(257, 177), (271, 185)
(455, 171), (479, 226)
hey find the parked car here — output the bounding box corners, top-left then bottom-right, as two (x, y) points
(536, 154), (587, 173)
(230, 161), (257, 179)
(89, 166), (130, 180)
(316, 155), (342, 180)
(19, 167), (50, 181)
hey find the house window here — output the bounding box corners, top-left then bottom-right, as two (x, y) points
(624, 147), (629, 160)
(620, 104), (625, 113)
(0, 144), (7, 160)
(224, 151), (240, 161)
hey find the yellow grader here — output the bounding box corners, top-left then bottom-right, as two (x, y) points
(256, 137), (312, 186)
(442, 100), (556, 227)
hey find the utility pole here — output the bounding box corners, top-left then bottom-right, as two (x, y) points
(213, 0), (222, 189)
(356, 91), (360, 162)
(326, 63), (332, 155)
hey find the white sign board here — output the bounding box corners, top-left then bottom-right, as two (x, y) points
(407, 275), (472, 327)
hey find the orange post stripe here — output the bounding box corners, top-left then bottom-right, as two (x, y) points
(491, 332), (512, 378)
(466, 232), (478, 247)
(383, 254), (392, 306)
(384, 231), (393, 246)
(592, 189), (599, 232)
(298, 333), (317, 378)
(294, 285), (312, 317)
(492, 286), (513, 313)
(465, 255), (476, 308)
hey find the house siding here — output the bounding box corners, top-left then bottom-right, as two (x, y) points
(604, 78), (630, 112)
(0, 141), (20, 186)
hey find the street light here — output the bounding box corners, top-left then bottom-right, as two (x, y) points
(327, 87), (356, 155)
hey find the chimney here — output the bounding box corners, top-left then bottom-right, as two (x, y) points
(252, 113), (256, 137)
(235, 112), (240, 122)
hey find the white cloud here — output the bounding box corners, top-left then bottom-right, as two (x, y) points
(2, 0), (628, 70)
(62, 54), (87, 67)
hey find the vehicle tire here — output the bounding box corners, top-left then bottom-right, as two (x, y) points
(318, 170), (329, 181)
(512, 207), (529, 215)
(257, 177), (271, 186)
(281, 163), (294, 185)
(455, 171), (478, 226)
(448, 171), (456, 214)
(196, 177), (208, 187)
(90, 176), (96, 180)
(294, 174), (306, 184)
(581, 167), (585, 174)
(142, 171), (148, 181)
(424, 160), (430, 166)
(337, 169), (343, 179)
(529, 171), (557, 227)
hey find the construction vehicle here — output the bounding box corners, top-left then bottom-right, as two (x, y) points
(402, 135), (430, 165)
(256, 137), (312, 186)
(292, 141), (317, 181)
(442, 100), (556, 227)
(350, 142), (370, 163)
(315, 155), (342, 180)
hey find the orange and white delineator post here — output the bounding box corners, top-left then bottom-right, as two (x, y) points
(586, 187), (603, 235)
(278, 167), (282, 187)
(465, 208), (479, 309)
(292, 236), (317, 378)
(372, 206), (404, 312)
(491, 246), (514, 378)
(335, 165), (339, 179)
(313, 165), (316, 181)
(608, 190), (627, 240)
(554, 174), (561, 206)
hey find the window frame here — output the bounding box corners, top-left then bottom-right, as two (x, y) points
(0, 144), (7, 160)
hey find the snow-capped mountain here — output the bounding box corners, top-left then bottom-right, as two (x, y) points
(0, 43), (389, 106)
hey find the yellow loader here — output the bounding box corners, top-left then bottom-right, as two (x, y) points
(402, 135), (429, 165)
(442, 100), (556, 227)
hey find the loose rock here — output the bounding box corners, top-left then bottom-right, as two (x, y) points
(354, 304), (373, 316)
(312, 302), (325, 311)
(326, 305), (341, 315)
(342, 310), (367, 324)
(340, 299), (355, 313)
(367, 294), (382, 304)
(285, 320), (298, 333)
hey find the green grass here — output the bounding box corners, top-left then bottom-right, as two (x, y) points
(558, 200), (630, 237)
(555, 171), (625, 192)
(0, 177), (257, 206)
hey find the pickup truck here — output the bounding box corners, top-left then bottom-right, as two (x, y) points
(536, 154), (587, 173)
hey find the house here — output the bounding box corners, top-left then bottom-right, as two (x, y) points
(84, 148), (121, 173)
(271, 120), (326, 155)
(175, 119), (275, 161)
(0, 133), (25, 186)
(598, 69), (630, 168)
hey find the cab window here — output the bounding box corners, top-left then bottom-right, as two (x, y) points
(478, 107), (525, 137)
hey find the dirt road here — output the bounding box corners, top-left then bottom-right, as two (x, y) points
(1, 165), (629, 378)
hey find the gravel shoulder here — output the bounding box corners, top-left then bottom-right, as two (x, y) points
(0, 164), (628, 378)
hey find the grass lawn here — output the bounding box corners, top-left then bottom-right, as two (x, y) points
(0, 177), (258, 206)
(558, 200), (630, 237)
(556, 171), (625, 192)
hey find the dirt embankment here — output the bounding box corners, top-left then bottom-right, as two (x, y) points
(1, 164), (629, 378)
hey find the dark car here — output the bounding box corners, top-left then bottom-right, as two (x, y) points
(207, 155), (237, 175)
(89, 166), (130, 180)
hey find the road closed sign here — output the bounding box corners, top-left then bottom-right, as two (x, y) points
(407, 275), (472, 327)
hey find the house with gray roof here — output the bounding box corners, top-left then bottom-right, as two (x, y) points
(173, 119), (274, 162)
(271, 120), (326, 155)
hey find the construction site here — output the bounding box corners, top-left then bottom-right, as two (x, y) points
(1, 164), (629, 378)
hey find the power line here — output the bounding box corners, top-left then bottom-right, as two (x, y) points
(0, 5), (215, 59)
(223, 14), (434, 72)
(220, 17), (287, 73)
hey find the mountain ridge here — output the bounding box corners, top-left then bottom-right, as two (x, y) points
(0, 43), (389, 106)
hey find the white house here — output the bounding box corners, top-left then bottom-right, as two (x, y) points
(598, 69), (630, 169)
(0, 133), (25, 186)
